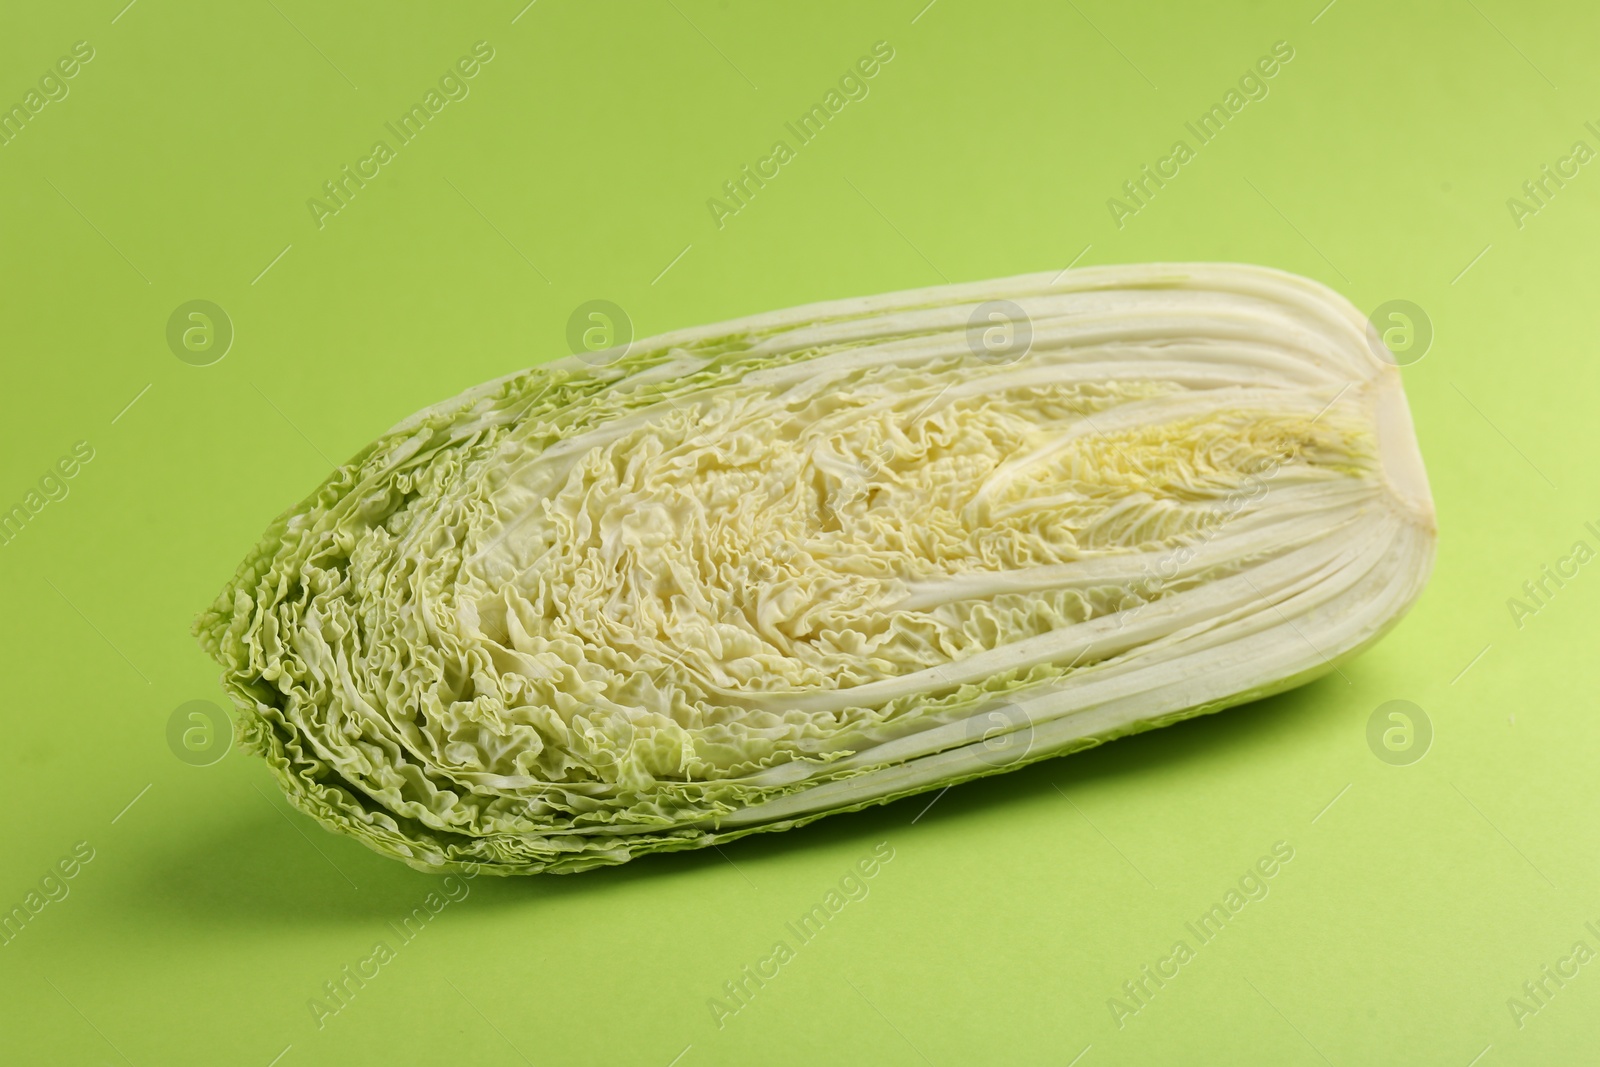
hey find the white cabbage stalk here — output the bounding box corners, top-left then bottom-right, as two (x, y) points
(196, 263), (1436, 875)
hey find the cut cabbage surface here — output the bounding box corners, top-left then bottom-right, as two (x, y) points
(196, 263), (1436, 875)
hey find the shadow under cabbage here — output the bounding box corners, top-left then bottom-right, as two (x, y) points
(117, 676), (1329, 928)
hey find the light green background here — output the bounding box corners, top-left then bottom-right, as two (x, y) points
(1, 1), (1595, 1063)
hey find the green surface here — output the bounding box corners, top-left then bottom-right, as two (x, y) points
(0, 1), (1594, 1063)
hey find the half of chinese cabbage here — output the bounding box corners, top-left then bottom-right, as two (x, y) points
(196, 263), (1436, 875)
